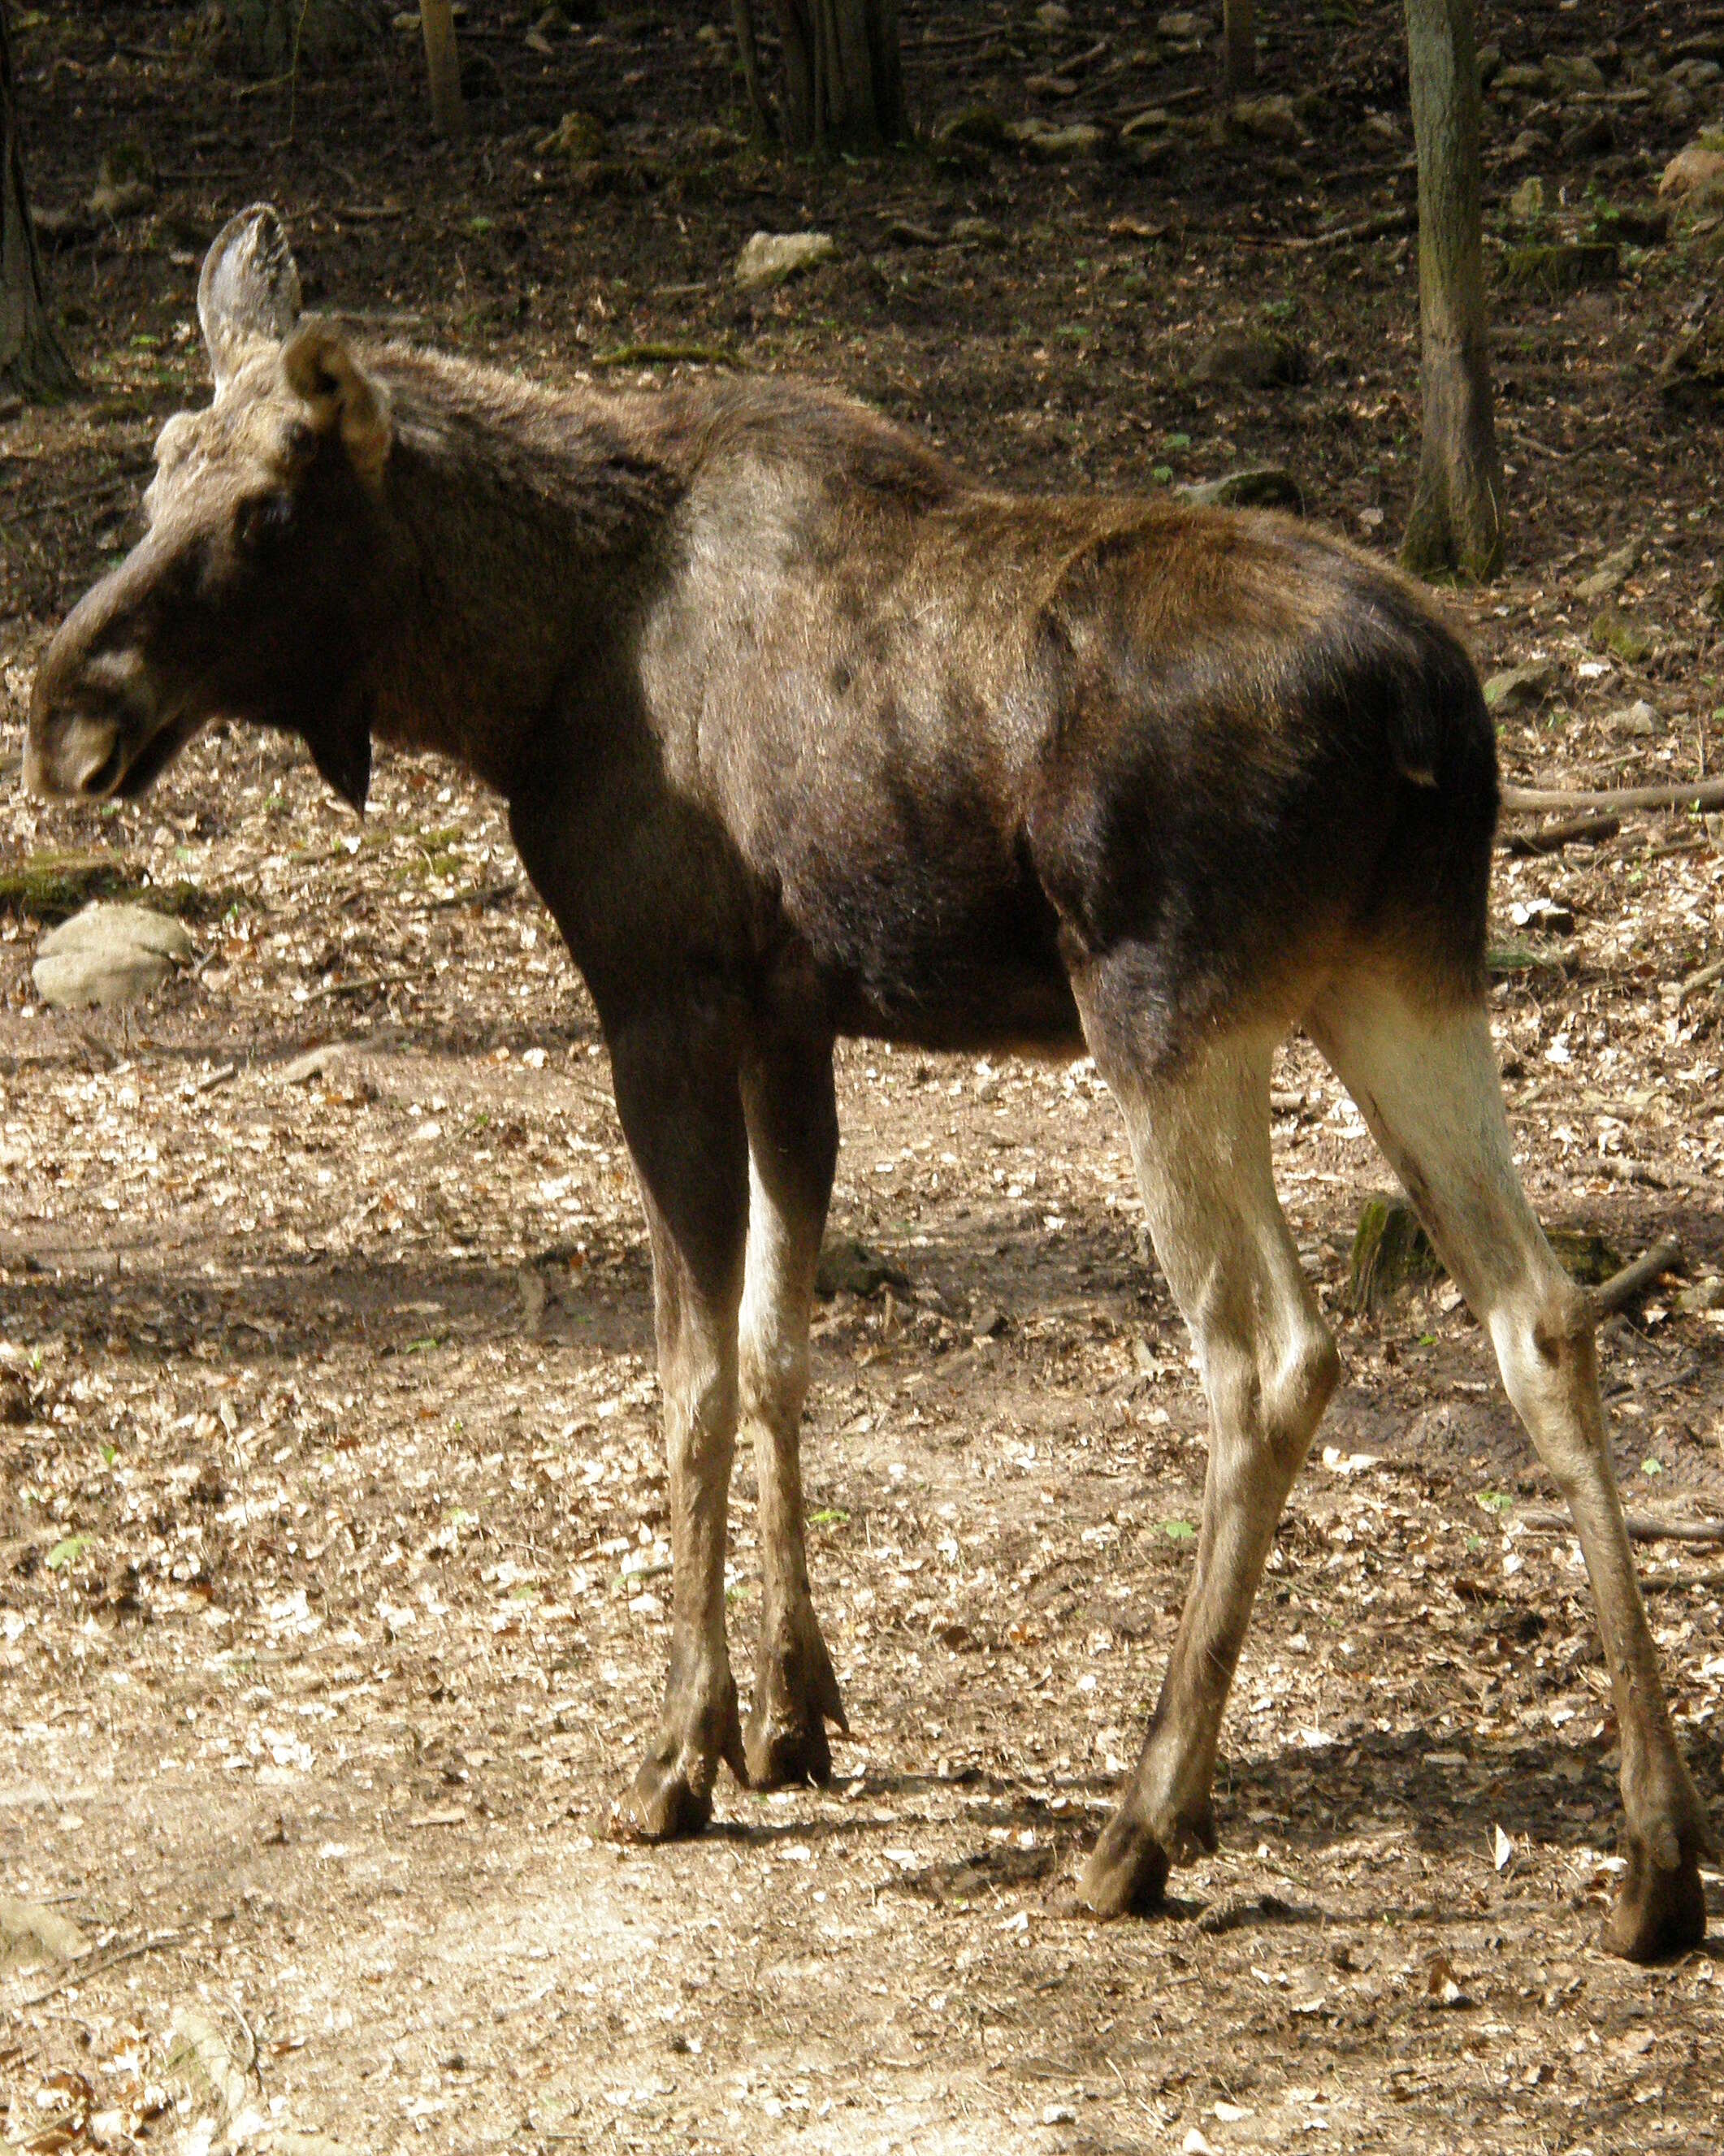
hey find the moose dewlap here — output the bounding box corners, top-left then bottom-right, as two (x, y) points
(26, 206), (1713, 1962)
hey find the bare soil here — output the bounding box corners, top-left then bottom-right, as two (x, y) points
(2, 5), (1723, 2153)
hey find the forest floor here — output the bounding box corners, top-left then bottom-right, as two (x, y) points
(2, 2), (1724, 2153)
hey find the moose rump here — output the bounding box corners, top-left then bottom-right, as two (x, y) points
(24, 205), (1713, 1965)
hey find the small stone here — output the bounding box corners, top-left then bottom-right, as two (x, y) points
(950, 215), (1003, 246)
(1231, 94), (1298, 145)
(1544, 53), (1607, 95)
(1155, 12), (1203, 42)
(1509, 896), (1575, 935)
(32, 903), (193, 1011)
(734, 230), (837, 290)
(1588, 608), (1657, 665)
(1666, 57), (1723, 91)
(1189, 329), (1308, 389)
(1509, 175), (1547, 223)
(971, 1305), (1007, 1340)
(814, 1235), (908, 1300)
(1575, 538), (1641, 601)
(87, 142), (156, 221)
(1033, 2), (1072, 29)
(1493, 61), (1548, 94)
(538, 109), (604, 162)
(1605, 699), (1659, 738)
(1006, 118), (1107, 158)
(935, 103), (1007, 149)
(1673, 1278), (1724, 1316)
(1658, 320), (1724, 412)
(1658, 142), (1724, 201)
(1483, 659), (1557, 712)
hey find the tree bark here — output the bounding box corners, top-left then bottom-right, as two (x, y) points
(1401, 0), (1504, 581)
(1, 0), (76, 401)
(233, 0), (375, 78)
(1223, 0), (1256, 94)
(731, 1), (773, 141)
(419, 0), (465, 138)
(767, 0), (903, 154)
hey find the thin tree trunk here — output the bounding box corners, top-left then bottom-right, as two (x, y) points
(1223, 0), (1256, 94)
(731, 0), (773, 141)
(772, 0), (903, 153)
(420, 0), (464, 138)
(233, 0), (373, 78)
(1, 0), (76, 401)
(1401, 0), (1504, 580)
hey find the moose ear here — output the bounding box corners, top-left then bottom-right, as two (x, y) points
(301, 686), (373, 817)
(199, 205), (302, 390)
(281, 319), (393, 491)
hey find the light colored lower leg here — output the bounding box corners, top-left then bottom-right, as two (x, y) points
(1311, 987), (1708, 1870)
(737, 1056), (845, 1778)
(741, 1144), (818, 1644)
(1089, 1028), (1338, 1859)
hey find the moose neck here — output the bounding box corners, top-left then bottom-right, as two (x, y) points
(363, 349), (683, 794)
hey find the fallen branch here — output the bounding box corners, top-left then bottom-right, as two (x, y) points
(1500, 777), (1724, 816)
(1592, 1237), (1683, 1318)
(1679, 955), (1724, 1004)
(15, 1929), (187, 2008)
(1518, 1509), (1724, 1545)
(1285, 204), (1419, 252)
(1501, 810), (1620, 856)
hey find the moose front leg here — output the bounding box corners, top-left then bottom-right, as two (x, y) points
(607, 1013), (751, 1839)
(739, 1041), (847, 1787)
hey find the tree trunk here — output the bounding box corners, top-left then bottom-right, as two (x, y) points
(419, 0), (464, 138)
(233, 0), (375, 78)
(1401, 0), (1504, 580)
(1223, 0), (1256, 94)
(769, 0), (903, 154)
(731, 0), (773, 142)
(1, 0), (76, 401)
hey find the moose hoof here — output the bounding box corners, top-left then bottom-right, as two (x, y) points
(745, 1706), (834, 1790)
(746, 1608), (847, 1790)
(1603, 1837), (1708, 1963)
(613, 1745), (716, 1842)
(1076, 1813), (1172, 1920)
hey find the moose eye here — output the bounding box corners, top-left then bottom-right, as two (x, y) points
(234, 492), (294, 552)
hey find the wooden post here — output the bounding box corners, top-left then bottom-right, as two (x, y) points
(420, 0), (465, 140)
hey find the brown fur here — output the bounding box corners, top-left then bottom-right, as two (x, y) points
(27, 210), (1709, 1959)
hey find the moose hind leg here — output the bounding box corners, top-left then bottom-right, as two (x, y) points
(1312, 982), (1713, 1959)
(739, 1043), (847, 1788)
(1071, 1007), (1340, 1917)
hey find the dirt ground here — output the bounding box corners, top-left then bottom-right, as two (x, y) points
(2, 3), (1724, 2152)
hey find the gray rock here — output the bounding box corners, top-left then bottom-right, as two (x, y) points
(1007, 117), (1107, 158)
(1575, 538), (1641, 601)
(1508, 175), (1548, 223)
(32, 903), (193, 1011)
(1493, 61), (1548, 95)
(1659, 142), (1724, 203)
(1605, 699), (1659, 738)
(735, 231), (837, 290)
(1544, 53), (1607, 96)
(815, 1235), (909, 1300)
(1483, 660), (1557, 712)
(1190, 330), (1308, 389)
(1231, 94), (1299, 145)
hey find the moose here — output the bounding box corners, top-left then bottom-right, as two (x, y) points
(27, 208), (1713, 1960)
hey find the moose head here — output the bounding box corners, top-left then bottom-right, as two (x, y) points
(27, 206), (390, 814)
